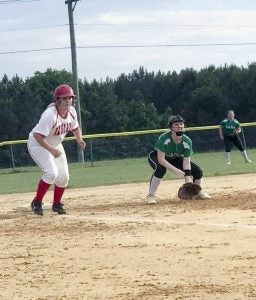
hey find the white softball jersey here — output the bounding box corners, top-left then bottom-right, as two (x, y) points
(27, 105), (79, 187)
(29, 104), (79, 147)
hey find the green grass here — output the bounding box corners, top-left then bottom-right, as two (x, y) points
(0, 150), (255, 195)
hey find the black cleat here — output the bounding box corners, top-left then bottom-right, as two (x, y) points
(52, 203), (67, 214)
(31, 200), (43, 216)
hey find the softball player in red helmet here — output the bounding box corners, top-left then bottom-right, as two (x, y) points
(27, 84), (86, 215)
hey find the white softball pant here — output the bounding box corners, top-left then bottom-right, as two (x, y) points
(27, 137), (69, 187)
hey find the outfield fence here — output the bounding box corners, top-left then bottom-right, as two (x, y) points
(1, 123), (256, 169)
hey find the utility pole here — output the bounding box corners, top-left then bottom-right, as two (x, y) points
(65, 0), (84, 163)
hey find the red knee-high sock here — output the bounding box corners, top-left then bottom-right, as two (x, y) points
(53, 185), (65, 205)
(35, 179), (51, 202)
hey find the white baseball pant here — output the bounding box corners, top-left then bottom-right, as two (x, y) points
(27, 137), (69, 187)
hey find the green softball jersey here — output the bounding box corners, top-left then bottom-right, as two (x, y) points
(220, 118), (240, 136)
(155, 131), (193, 158)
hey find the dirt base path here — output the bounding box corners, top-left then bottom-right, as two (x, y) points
(0, 174), (256, 300)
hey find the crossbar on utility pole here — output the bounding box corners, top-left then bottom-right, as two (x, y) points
(65, 0), (84, 163)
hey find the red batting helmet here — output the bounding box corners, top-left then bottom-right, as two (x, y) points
(54, 84), (75, 100)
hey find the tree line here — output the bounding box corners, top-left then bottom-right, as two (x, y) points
(1, 64), (256, 167)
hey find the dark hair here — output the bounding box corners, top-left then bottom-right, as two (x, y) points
(168, 115), (186, 128)
(227, 110), (235, 114)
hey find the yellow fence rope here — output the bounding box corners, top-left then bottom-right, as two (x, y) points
(1, 122), (256, 147)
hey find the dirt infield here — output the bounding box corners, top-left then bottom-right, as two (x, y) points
(0, 174), (256, 300)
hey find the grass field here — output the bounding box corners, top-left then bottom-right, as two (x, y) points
(0, 149), (255, 195)
(0, 158), (256, 299)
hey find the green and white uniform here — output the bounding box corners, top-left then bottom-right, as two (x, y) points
(220, 118), (240, 137)
(148, 131), (202, 179)
(219, 116), (252, 164)
(220, 118), (245, 153)
(155, 131), (193, 158)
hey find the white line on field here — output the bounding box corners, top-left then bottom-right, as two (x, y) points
(63, 215), (256, 230)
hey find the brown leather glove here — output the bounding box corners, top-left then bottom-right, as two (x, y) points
(178, 183), (202, 200)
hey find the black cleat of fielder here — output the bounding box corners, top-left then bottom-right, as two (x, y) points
(52, 203), (67, 214)
(31, 200), (43, 216)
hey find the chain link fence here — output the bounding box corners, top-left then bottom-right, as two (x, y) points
(1, 124), (256, 170)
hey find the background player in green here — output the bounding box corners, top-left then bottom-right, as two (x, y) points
(219, 110), (251, 165)
(146, 115), (210, 204)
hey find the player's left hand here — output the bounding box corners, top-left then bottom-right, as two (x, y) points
(178, 182), (202, 200)
(78, 140), (86, 150)
(230, 131), (238, 137)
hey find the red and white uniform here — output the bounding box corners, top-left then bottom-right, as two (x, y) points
(27, 104), (79, 187)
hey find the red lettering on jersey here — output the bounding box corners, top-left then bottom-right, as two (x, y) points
(54, 123), (72, 135)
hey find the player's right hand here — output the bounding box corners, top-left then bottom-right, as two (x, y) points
(220, 135), (224, 140)
(50, 148), (62, 158)
(78, 140), (86, 150)
(174, 168), (185, 178)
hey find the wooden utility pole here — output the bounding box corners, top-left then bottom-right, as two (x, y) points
(65, 0), (84, 163)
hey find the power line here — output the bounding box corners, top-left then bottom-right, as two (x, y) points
(1, 42), (256, 55)
(2, 22), (256, 33)
(0, 0), (41, 4)
(0, 46), (70, 54)
(0, 24), (68, 33)
(77, 23), (256, 28)
(77, 42), (256, 49)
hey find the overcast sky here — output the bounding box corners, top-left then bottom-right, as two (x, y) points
(1, 0), (256, 81)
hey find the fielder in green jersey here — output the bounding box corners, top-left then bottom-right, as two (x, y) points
(220, 118), (240, 136)
(155, 132), (193, 158)
(219, 110), (251, 165)
(146, 115), (210, 205)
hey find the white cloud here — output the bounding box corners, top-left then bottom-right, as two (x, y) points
(96, 9), (256, 26)
(1, 0), (256, 81)
(99, 12), (155, 24)
(0, 17), (26, 27)
(75, 9), (256, 49)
